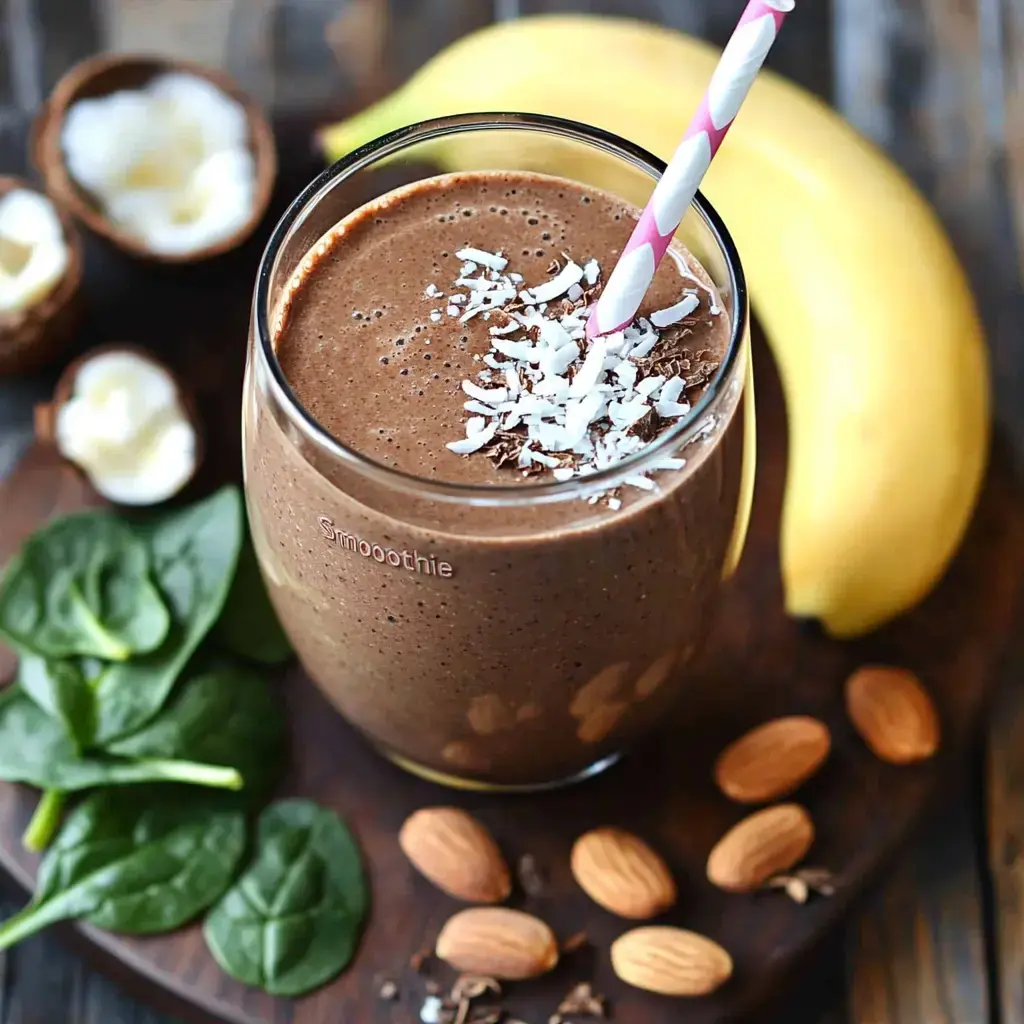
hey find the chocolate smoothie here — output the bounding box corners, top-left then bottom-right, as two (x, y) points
(244, 169), (749, 787)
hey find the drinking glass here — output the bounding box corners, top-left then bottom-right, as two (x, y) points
(242, 113), (754, 790)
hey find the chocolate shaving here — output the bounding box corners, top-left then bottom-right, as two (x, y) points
(517, 853), (546, 897)
(484, 430), (525, 469)
(451, 976), (501, 1002)
(627, 408), (663, 443)
(764, 866), (835, 904)
(558, 982), (606, 1018)
(546, 258), (561, 275)
(560, 930), (590, 954)
(683, 359), (719, 390)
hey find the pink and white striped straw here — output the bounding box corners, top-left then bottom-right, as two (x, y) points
(588, 0), (794, 338)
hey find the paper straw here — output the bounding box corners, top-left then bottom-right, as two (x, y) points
(588, 0), (794, 338)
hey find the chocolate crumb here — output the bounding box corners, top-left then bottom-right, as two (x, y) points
(683, 358), (719, 390)
(517, 853), (546, 897)
(627, 408), (663, 443)
(558, 982), (606, 1018)
(451, 976), (501, 1002)
(764, 866), (835, 904)
(560, 930), (590, 954)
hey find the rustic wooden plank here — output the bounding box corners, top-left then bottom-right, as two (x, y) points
(0, 899), (87, 1024)
(847, 788), (991, 1024)
(986, 627), (1024, 1024)
(30, 0), (100, 95)
(1002, 0), (1024, 278)
(835, 0), (1024, 465)
(95, 0), (235, 66)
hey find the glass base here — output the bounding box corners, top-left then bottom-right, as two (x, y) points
(383, 748), (624, 793)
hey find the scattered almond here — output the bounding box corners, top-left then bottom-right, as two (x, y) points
(435, 907), (558, 980)
(706, 804), (814, 892)
(714, 715), (831, 803)
(399, 807), (511, 903)
(570, 827), (676, 919)
(611, 926), (732, 996)
(845, 665), (940, 764)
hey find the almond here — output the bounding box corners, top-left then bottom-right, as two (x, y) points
(611, 926), (732, 996)
(714, 715), (831, 803)
(570, 827), (676, 919)
(706, 804), (814, 892)
(845, 665), (940, 764)
(399, 807), (510, 903)
(435, 907), (558, 980)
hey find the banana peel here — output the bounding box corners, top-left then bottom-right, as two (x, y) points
(319, 14), (990, 638)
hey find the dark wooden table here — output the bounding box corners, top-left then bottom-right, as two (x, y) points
(0, 1), (1022, 1022)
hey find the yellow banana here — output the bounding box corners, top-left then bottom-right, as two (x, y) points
(319, 14), (990, 638)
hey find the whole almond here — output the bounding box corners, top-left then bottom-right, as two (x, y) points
(571, 827), (676, 919)
(706, 804), (814, 892)
(714, 716), (831, 803)
(435, 907), (558, 980)
(611, 926), (733, 996)
(399, 807), (510, 903)
(845, 665), (940, 764)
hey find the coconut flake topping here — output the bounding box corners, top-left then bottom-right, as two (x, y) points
(436, 247), (721, 497)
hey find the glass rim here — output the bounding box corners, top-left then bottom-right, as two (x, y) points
(253, 111), (749, 507)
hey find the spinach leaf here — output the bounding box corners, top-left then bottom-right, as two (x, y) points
(92, 486), (244, 745)
(17, 654), (95, 752)
(0, 688), (241, 792)
(106, 663), (286, 804)
(215, 535), (292, 665)
(0, 512), (170, 662)
(203, 800), (368, 996)
(0, 787), (246, 948)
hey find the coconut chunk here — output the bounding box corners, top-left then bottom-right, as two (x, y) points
(462, 380), (508, 404)
(520, 260), (584, 304)
(52, 348), (198, 505)
(0, 190), (69, 314)
(60, 72), (257, 257)
(455, 247), (507, 271)
(650, 293), (700, 327)
(446, 420), (498, 454)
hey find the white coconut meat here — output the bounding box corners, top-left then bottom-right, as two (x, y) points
(61, 72), (255, 256)
(54, 350), (197, 505)
(0, 190), (69, 314)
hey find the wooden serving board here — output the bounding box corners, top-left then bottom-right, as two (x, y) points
(0, 144), (1022, 1024)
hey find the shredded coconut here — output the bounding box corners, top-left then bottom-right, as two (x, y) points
(436, 247), (721, 505)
